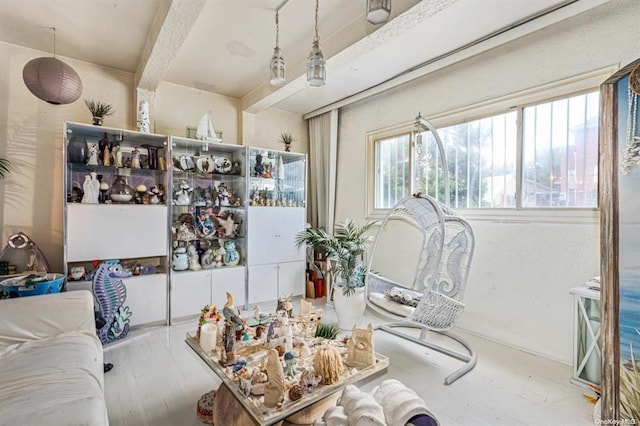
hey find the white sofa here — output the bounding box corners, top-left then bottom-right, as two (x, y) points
(0, 290), (108, 426)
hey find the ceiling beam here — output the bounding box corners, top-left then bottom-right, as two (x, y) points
(135, 0), (206, 91)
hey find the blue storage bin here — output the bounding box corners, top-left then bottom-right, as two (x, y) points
(0, 273), (65, 298)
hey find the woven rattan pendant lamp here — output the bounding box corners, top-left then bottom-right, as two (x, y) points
(23, 27), (82, 105)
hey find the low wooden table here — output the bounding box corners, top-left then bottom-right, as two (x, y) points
(185, 333), (388, 426)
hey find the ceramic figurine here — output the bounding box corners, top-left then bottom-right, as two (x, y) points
(277, 295), (293, 317)
(214, 157), (232, 173)
(131, 147), (141, 168)
(176, 223), (197, 242)
(113, 144), (123, 167)
(223, 240), (239, 266)
(239, 377), (252, 397)
(87, 143), (99, 165)
(346, 324), (375, 369)
(314, 345), (344, 385)
(216, 182), (230, 207)
(137, 100), (150, 133)
(264, 348), (285, 408)
(254, 153), (264, 177)
(92, 261), (133, 345)
(172, 247), (189, 271)
(222, 321), (236, 366)
(81, 172), (100, 204)
(201, 248), (214, 268)
(216, 213), (237, 237)
(222, 292), (245, 332)
(230, 160), (242, 175)
(174, 180), (192, 205)
(283, 351), (297, 378)
(187, 245), (201, 271)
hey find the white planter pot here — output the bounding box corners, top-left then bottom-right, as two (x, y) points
(333, 286), (366, 330)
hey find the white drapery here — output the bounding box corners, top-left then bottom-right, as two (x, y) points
(308, 110), (338, 233)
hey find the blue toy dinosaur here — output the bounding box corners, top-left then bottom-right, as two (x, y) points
(92, 261), (132, 345)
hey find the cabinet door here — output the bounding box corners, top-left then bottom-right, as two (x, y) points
(212, 266), (246, 308)
(247, 207), (279, 265)
(171, 270), (211, 319)
(277, 261), (306, 298)
(277, 208), (306, 263)
(123, 274), (167, 327)
(248, 264), (278, 304)
(67, 204), (167, 261)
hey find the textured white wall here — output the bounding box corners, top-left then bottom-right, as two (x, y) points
(338, 0), (640, 362)
(0, 41), (134, 272)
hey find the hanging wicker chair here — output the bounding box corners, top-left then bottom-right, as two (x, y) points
(365, 115), (476, 385)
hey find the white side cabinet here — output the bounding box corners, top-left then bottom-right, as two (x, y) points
(570, 286), (601, 388)
(247, 207), (306, 304)
(170, 266), (246, 321)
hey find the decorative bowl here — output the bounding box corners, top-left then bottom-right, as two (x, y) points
(110, 193), (133, 203)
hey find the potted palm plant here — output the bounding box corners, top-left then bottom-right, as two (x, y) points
(295, 219), (378, 329)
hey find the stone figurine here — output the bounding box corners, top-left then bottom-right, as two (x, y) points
(264, 348), (285, 408)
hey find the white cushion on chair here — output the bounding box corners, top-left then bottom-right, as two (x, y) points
(369, 293), (415, 318)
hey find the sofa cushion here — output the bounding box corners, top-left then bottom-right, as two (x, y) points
(0, 331), (107, 426)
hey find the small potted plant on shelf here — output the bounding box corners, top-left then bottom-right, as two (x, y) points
(279, 132), (295, 152)
(85, 99), (115, 126)
(295, 219), (378, 330)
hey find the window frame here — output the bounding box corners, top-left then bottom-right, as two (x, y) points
(366, 66), (617, 222)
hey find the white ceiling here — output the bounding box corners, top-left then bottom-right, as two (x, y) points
(0, 0), (609, 115)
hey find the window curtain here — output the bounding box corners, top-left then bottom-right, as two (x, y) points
(308, 110), (338, 233)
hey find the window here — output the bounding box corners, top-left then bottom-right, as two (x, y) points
(370, 90), (599, 211)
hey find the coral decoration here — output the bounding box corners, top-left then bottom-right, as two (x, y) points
(313, 345), (344, 385)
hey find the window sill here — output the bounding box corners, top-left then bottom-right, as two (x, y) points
(368, 207), (599, 225)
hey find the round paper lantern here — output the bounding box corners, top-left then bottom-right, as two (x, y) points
(23, 57), (82, 105)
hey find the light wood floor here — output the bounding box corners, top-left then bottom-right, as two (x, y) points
(103, 301), (595, 426)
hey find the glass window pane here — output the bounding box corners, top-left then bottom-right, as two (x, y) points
(522, 91), (599, 207)
(414, 111), (517, 208)
(374, 134), (410, 208)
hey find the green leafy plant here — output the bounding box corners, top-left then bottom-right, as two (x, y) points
(315, 322), (340, 340)
(295, 219), (378, 296)
(84, 99), (115, 118)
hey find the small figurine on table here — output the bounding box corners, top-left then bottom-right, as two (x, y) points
(283, 352), (297, 378)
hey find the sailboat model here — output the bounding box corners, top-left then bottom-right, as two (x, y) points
(195, 114), (222, 143)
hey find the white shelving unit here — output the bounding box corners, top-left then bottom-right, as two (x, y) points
(169, 137), (247, 321)
(246, 148), (306, 305)
(570, 286), (601, 388)
(63, 121), (170, 327)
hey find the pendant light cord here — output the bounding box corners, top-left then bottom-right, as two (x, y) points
(275, 11), (280, 48)
(52, 27), (56, 57)
(314, 0), (320, 42)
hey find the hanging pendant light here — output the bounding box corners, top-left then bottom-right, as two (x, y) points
(22, 27), (82, 105)
(270, 10), (286, 86)
(306, 0), (326, 87)
(367, 0), (391, 25)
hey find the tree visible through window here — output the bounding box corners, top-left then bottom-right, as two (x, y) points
(372, 90), (599, 210)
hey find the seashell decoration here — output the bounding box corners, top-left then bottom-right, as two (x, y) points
(300, 370), (322, 393)
(251, 371), (268, 384)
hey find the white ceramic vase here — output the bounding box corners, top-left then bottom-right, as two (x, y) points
(333, 286), (366, 330)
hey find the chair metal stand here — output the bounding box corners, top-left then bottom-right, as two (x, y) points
(375, 322), (477, 385)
